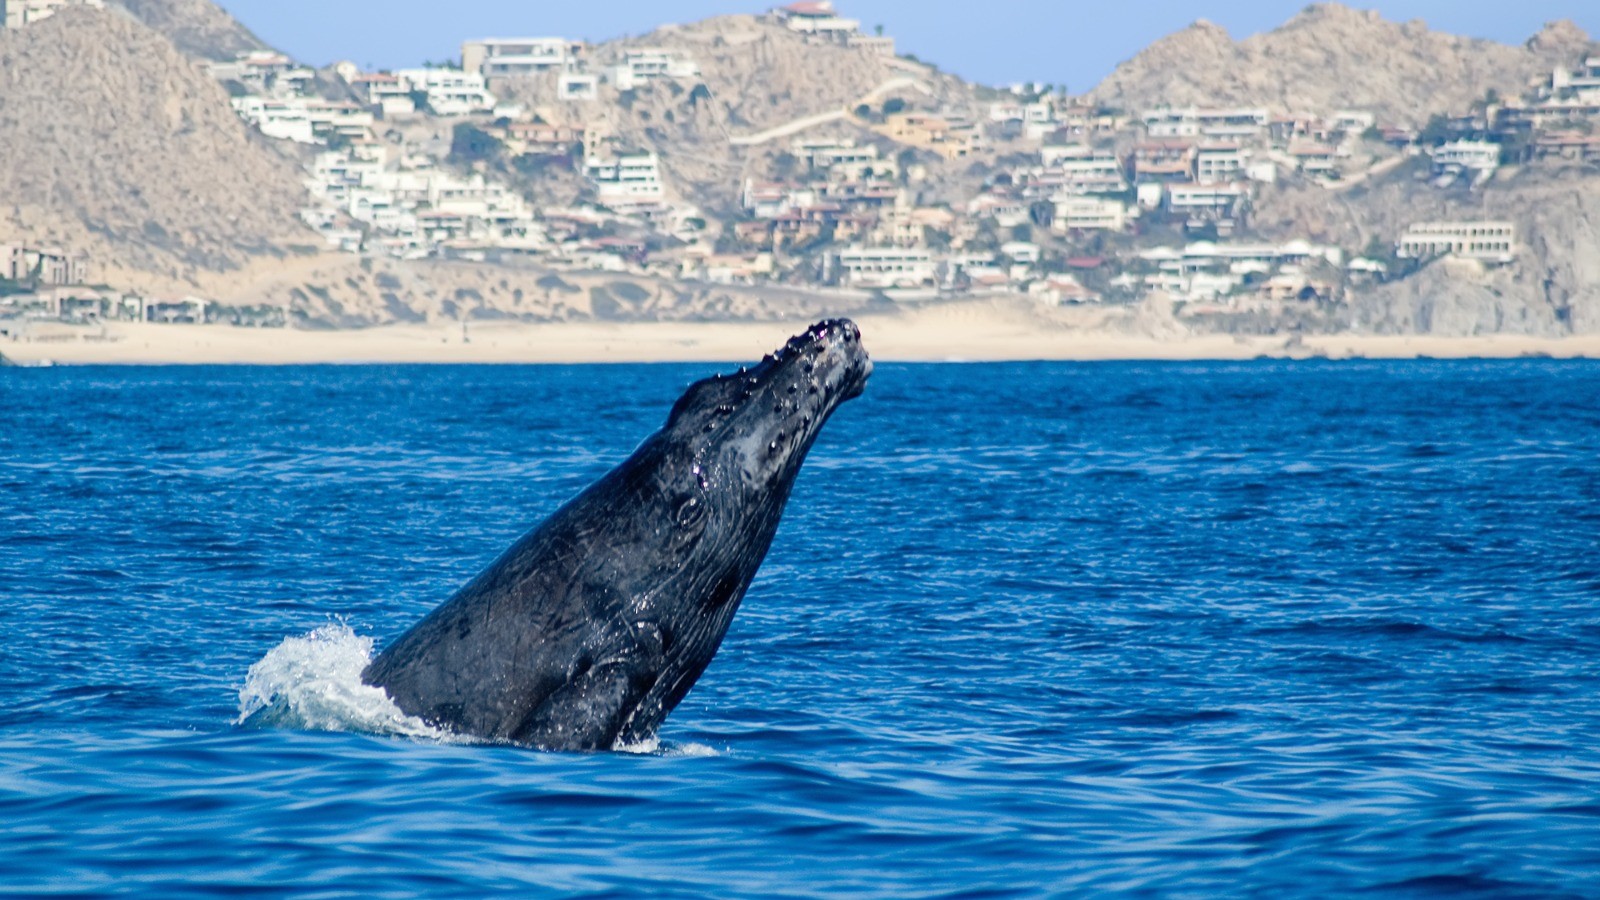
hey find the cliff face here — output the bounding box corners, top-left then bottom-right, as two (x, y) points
(1091, 3), (1592, 124)
(0, 7), (315, 294)
(1248, 164), (1600, 337)
(1352, 175), (1600, 337)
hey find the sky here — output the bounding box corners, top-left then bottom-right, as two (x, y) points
(215, 1), (1600, 91)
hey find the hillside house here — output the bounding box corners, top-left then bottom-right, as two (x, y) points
(1533, 131), (1600, 163)
(1430, 140), (1500, 174)
(883, 112), (981, 160)
(1, 0), (101, 28)
(1053, 197), (1133, 233)
(586, 152), (666, 208)
(394, 68), (497, 116)
(0, 244), (87, 285)
(776, 2), (861, 39)
(1041, 145), (1127, 194)
(1195, 144), (1247, 185)
(558, 74), (600, 101)
(611, 49), (700, 90)
(462, 38), (584, 78)
(210, 51), (314, 98)
(1550, 57), (1600, 102)
(1132, 141), (1197, 182)
(350, 73), (416, 116)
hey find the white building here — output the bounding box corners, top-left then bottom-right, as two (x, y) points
(1053, 196), (1132, 232)
(209, 51), (315, 98)
(835, 246), (937, 289)
(351, 73), (417, 116)
(1196, 144), (1247, 185)
(1430, 140), (1501, 173)
(776, 1), (861, 37)
(585, 152), (666, 207)
(611, 49), (700, 90)
(2, 0), (101, 28)
(462, 38), (584, 78)
(1398, 222), (1517, 265)
(1167, 182), (1249, 216)
(394, 68), (497, 116)
(558, 73), (600, 101)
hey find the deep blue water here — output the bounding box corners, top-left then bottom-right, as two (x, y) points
(3, 359), (1600, 898)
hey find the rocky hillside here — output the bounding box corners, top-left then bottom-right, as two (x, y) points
(495, 14), (982, 213)
(0, 7), (315, 294)
(1090, 3), (1592, 124)
(114, 0), (264, 60)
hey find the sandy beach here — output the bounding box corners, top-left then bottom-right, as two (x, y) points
(5, 301), (1600, 365)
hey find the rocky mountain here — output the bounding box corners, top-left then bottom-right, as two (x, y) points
(1090, 3), (1593, 125)
(113, 0), (264, 60)
(0, 7), (315, 294)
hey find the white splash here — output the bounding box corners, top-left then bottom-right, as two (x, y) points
(616, 736), (722, 758)
(237, 622), (456, 742)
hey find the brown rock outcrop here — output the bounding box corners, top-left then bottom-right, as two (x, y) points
(1091, 3), (1593, 124)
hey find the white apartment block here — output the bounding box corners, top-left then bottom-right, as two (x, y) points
(1196, 145), (1248, 185)
(1041, 145), (1126, 193)
(462, 38), (585, 79)
(585, 152), (666, 207)
(1, 0), (101, 28)
(1397, 222), (1517, 265)
(835, 246), (937, 289)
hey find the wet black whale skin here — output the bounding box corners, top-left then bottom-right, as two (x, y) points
(362, 319), (872, 750)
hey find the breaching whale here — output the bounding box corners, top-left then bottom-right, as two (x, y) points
(361, 318), (872, 750)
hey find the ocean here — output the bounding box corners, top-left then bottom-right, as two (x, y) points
(3, 360), (1599, 897)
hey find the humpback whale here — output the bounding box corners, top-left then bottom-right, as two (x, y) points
(362, 319), (872, 750)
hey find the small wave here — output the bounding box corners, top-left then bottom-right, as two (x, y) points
(236, 623), (456, 742)
(615, 738), (722, 758)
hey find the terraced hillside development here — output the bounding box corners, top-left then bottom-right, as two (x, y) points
(4, 0), (1600, 339)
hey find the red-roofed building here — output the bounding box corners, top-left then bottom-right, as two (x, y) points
(775, 1), (860, 37)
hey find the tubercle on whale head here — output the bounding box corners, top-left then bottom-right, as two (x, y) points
(662, 318), (871, 488)
(666, 319), (870, 432)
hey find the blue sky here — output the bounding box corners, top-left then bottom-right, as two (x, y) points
(216, 1), (1598, 90)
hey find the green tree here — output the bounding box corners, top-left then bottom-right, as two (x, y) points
(450, 122), (504, 163)
(1417, 114), (1455, 147)
(881, 97), (908, 116)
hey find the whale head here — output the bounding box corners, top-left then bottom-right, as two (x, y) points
(663, 318), (871, 502)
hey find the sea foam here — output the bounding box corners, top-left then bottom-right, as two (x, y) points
(237, 622), (455, 742)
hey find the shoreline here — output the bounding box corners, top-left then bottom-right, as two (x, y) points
(5, 311), (1600, 366)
